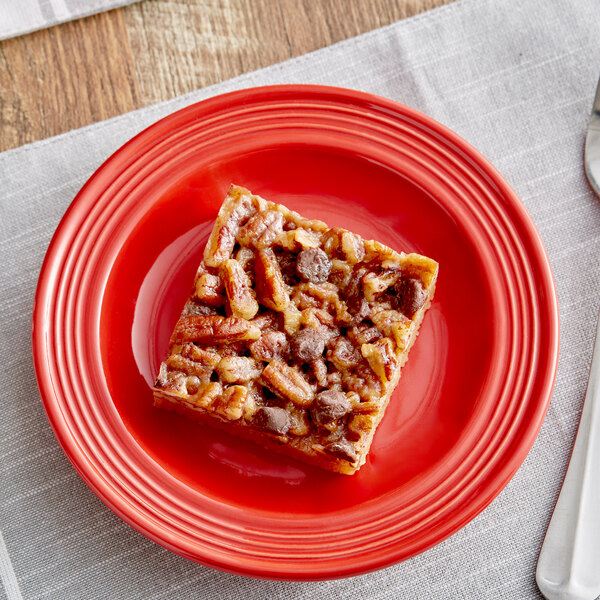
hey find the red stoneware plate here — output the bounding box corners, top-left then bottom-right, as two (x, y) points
(33, 85), (559, 580)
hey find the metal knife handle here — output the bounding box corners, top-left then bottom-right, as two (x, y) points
(593, 76), (600, 114)
(536, 313), (600, 600)
(585, 77), (600, 195)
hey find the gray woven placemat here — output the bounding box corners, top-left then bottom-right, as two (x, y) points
(0, 0), (140, 40)
(1, 0), (599, 597)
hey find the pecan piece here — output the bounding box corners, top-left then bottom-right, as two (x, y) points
(235, 245), (255, 268)
(155, 363), (187, 394)
(220, 259), (259, 320)
(301, 308), (339, 344)
(237, 210), (284, 248)
(194, 272), (225, 306)
(321, 227), (343, 257)
(171, 315), (260, 344)
(184, 375), (202, 395)
(250, 310), (281, 331)
(347, 413), (376, 441)
(291, 289), (320, 311)
(292, 282), (347, 321)
(363, 239), (398, 263)
(301, 307), (335, 328)
(254, 248), (290, 311)
(326, 371), (342, 387)
(282, 306), (302, 335)
(260, 360), (315, 407)
(181, 300), (219, 317)
(165, 354), (214, 385)
(361, 337), (397, 383)
(213, 385), (250, 421)
(312, 359), (329, 387)
(187, 382), (222, 408)
(371, 309), (409, 349)
(286, 403), (310, 436)
(203, 191), (257, 267)
(329, 259), (352, 289)
(274, 228), (321, 251)
(340, 231), (365, 265)
(362, 271), (400, 302)
(234, 246), (255, 285)
(215, 356), (262, 383)
(327, 336), (362, 369)
(250, 331), (288, 361)
(179, 344), (220, 367)
(351, 400), (379, 414)
(275, 206), (328, 233)
(217, 341), (247, 357)
(342, 367), (382, 402)
(347, 324), (382, 345)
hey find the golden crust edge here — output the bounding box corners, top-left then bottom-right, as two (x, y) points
(349, 273), (438, 472)
(153, 391), (357, 475)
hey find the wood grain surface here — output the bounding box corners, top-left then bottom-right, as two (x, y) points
(0, 0), (454, 153)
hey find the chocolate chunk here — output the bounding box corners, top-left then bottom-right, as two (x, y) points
(296, 248), (332, 283)
(324, 439), (358, 463)
(342, 267), (370, 323)
(346, 297), (370, 324)
(291, 328), (325, 363)
(253, 406), (290, 435)
(311, 390), (351, 426)
(393, 277), (428, 318)
(276, 250), (299, 286)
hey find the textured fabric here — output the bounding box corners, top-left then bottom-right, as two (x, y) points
(0, 0), (140, 40)
(1, 0), (600, 598)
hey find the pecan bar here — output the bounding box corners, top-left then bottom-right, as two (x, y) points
(153, 185), (438, 475)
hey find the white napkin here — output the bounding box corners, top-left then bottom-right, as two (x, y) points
(0, 0), (140, 40)
(1, 0), (599, 598)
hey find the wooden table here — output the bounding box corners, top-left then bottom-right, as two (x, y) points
(0, 0), (453, 153)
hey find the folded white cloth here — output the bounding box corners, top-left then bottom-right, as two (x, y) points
(0, 0), (140, 40)
(1, 0), (599, 598)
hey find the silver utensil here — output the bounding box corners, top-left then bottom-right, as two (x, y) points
(536, 76), (600, 600)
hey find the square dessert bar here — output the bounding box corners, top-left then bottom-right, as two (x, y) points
(153, 185), (438, 474)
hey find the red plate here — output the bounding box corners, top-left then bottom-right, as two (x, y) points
(33, 85), (558, 580)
